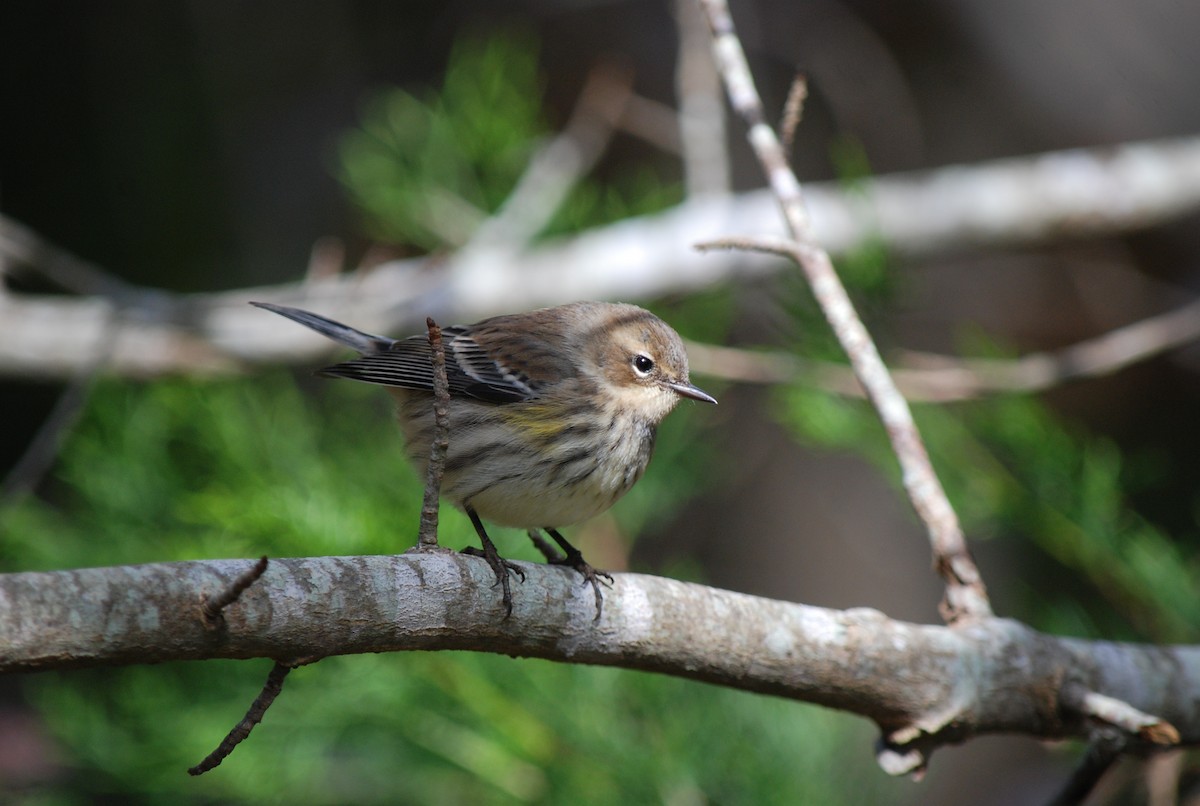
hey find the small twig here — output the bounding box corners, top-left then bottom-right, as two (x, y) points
(199, 556), (270, 629)
(1078, 690), (1181, 745)
(188, 656), (318, 775)
(779, 74), (808, 154)
(1047, 733), (1127, 806)
(417, 317), (450, 548)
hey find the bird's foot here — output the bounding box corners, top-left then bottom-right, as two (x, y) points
(529, 529), (613, 621)
(462, 544), (526, 617)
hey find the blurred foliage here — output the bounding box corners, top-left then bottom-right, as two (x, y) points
(337, 31), (678, 251)
(0, 375), (894, 805)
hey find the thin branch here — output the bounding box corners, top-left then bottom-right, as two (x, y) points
(696, 4), (991, 622)
(1076, 689), (1181, 745)
(417, 318), (450, 548)
(682, 295), (1200, 401)
(188, 656), (318, 776)
(779, 74), (808, 154)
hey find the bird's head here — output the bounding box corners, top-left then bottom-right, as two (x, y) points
(587, 305), (717, 423)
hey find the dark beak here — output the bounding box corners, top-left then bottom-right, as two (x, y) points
(667, 380), (717, 405)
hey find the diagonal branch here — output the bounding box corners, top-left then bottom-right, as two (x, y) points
(697, 1), (990, 622)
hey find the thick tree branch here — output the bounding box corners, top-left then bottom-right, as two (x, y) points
(0, 554), (1191, 773)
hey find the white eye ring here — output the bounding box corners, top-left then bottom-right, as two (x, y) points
(632, 354), (655, 377)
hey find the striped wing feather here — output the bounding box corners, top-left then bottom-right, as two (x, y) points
(318, 326), (552, 404)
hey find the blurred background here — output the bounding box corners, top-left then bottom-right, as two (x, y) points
(3, 1), (1200, 803)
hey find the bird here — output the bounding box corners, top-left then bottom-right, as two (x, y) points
(251, 300), (716, 618)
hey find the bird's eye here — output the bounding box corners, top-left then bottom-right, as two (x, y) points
(632, 354), (655, 376)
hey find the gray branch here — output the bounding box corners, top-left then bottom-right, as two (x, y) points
(0, 554), (1191, 774)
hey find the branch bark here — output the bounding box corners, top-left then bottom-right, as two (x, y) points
(0, 554), (1191, 774)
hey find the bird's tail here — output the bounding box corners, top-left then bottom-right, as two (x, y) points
(250, 301), (393, 354)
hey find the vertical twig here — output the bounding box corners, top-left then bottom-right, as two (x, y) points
(697, 0), (991, 622)
(779, 74), (808, 154)
(199, 556), (270, 629)
(418, 317), (450, 548)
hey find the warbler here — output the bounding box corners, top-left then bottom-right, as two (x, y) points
(252, 300), (716, 617)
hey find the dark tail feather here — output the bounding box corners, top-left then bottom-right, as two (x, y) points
(250, 301), (393, 354)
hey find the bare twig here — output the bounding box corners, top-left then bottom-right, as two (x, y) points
(1075, 689), (1181, 745)
(779, 74), (808, 154)
(417, 318), (450, 548)
(188, 656), (317, 776)
(199, 556), (270, 629)
(696, 1), (991, 622)
(683, 294), (1200, 401)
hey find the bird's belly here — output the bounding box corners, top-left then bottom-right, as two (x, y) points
(394, 392), (657, 529)
(452, 426), (654, 529)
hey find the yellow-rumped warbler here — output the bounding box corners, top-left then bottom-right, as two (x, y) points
(252, 300), (716, 616)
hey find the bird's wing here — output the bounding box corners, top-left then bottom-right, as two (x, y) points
(319, 324), (572, 404)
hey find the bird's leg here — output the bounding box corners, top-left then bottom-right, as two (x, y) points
(462, 506), (525, 617)
(530, 528), (614, 621)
